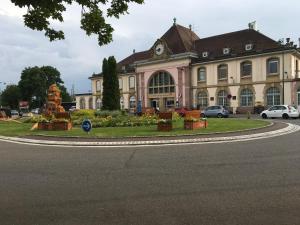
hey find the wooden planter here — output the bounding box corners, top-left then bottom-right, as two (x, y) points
(157, 123), (172, 132)
(52, 121), (72, 130)
(184, 120), (208, 130)
(38, 121), (72, 130)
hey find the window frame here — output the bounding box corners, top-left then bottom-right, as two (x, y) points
(148, 72), (175, 94)
(240, 61), (252, 77)
(218, 64), (228, 81)
(197, 67), (206, 82)
(129, 76), (135, 89)
(266, 87), (280, 106)
(197, 91), (208, 108)
(217, 90), (229, 106)
(240, 88), (253, 107)
(267, 58), (280, 75)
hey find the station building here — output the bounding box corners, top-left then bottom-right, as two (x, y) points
(76, 21), (300, 113)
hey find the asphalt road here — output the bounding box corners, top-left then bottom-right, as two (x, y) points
(1, 120), (300, 225)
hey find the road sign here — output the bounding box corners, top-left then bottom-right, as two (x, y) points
(82, 119), (92, 133)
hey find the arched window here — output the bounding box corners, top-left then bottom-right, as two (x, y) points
(218, 90), (229, 106)
(148, 71), (175, 94)
(129, 96), (136, 109)
(80, 98), (85, 109)
(241, 61), (252, 77)
(218, 64), (228, 80)
(266, 87), (280, 106)
(240, 89), (253, 106)
(96, 80), (101, 92)
(96, 98), (101, 109)
(88, 97), (93, 109)
(129, 76), (135, 89)
(267, 58), (280, 75)
(197, 91), (208, 108)
(297, 88), (300, 106)
(120, 97), (124, 109)
(197, 67), (206, 82)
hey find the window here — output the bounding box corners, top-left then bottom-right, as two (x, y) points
(197, 67), (206, 82)
(129, 76), (135, 89)
(120, 97), (124, 109)
(245, 44), (253, 51)
(96, 80), (101, 92)
(267, 58), (279, 75)
(296, 60), (299, 78)
(148, 72), (175, 94)
(88, 97), (93, 109)
(297, 88), (300, 106)
(218, 90), (229, 106)
(80, 98), (85, 109)
(202, 52), (208, 58)
(266, 87), (280, 106)
(223, 48), (230, 55)
(241, 61), (252, 77)
(129, 96), (136, 109)
(197, 91), (208, 108)
(218, 64), (228, 80)
(118, 78), (123, 90)
(240, 89), (253, 106)
(96, 98), (101, 109)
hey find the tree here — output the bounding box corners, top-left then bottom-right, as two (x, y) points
(108, 56), (120, 110)
(18, 66), (72, 108)
(101, 56), (120, 110)
(10, 0), (144, 46)
(0, 85), (21, 109)
(18, 67), (48, 108)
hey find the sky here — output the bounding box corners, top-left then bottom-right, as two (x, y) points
(0, 0), (300, 94)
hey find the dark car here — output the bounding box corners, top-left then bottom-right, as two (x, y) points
(175, 107), (189, 117)
(201, 105), (229, 118)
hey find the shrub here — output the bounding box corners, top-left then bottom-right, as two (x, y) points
(72, 109), (95, 118)
(94, 110), (122, 118)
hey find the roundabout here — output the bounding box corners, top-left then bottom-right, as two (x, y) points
(0, 120), (299, 147)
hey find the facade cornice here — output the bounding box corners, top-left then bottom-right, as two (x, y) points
(134, 52), (198, 67)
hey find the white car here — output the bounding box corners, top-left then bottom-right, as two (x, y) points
(260, 105), (299, 119)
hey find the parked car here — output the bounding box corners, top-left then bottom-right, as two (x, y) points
(201, 105), (230, 118)
(10, 110), (19, 118)
(174, 107), (189, 117)
(260, 105), (299, 119)
(31, 108), (40, 114)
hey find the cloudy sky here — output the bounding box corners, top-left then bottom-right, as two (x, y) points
(0, 0), (299, 94)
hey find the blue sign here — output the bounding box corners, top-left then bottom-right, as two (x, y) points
(82, 119), (92, 133)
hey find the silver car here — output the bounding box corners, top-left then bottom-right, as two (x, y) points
(201, 106), (230, 118)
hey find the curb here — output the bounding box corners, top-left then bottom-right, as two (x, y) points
(0, 123), (299, 147)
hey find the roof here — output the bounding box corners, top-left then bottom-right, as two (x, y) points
(98, 24), (291, 76)
(194, 29), (283, 62)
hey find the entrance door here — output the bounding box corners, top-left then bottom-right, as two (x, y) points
(151, 99), (159, 109)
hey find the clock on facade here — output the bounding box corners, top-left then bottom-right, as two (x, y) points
(155, 43), (164, 55)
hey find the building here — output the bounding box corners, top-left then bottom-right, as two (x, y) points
(76, 21), (300, 113)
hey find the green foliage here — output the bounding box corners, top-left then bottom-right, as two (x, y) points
(0, 85), (21, 109)
(71, 109), (95, 117)
(95, 110), (122, 118)
(18, 66), (71, 108)
(101, 56), (120, 110)
(10, 0), (144, 46)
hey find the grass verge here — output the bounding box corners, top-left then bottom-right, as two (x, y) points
(0, 118), (270, 138)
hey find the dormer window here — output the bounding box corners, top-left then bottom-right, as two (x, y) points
(121, 66), (126, 72)
(245, 44), (253, 51)
(223, 48), (230, 55)
(202, 51), (208, 58)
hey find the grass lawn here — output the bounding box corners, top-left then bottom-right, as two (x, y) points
(0, 118), (270, 138)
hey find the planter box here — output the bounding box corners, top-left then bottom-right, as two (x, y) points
(157, 123), (172, 132)
(38, 121), (72, 130)
(52, 121), (72, 131)
(184, 120), (208, 130)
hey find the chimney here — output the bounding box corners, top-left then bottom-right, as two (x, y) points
(133, 49), (136, 54)
(298, 38), (300, 48)
(189, 24), (192, 30)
